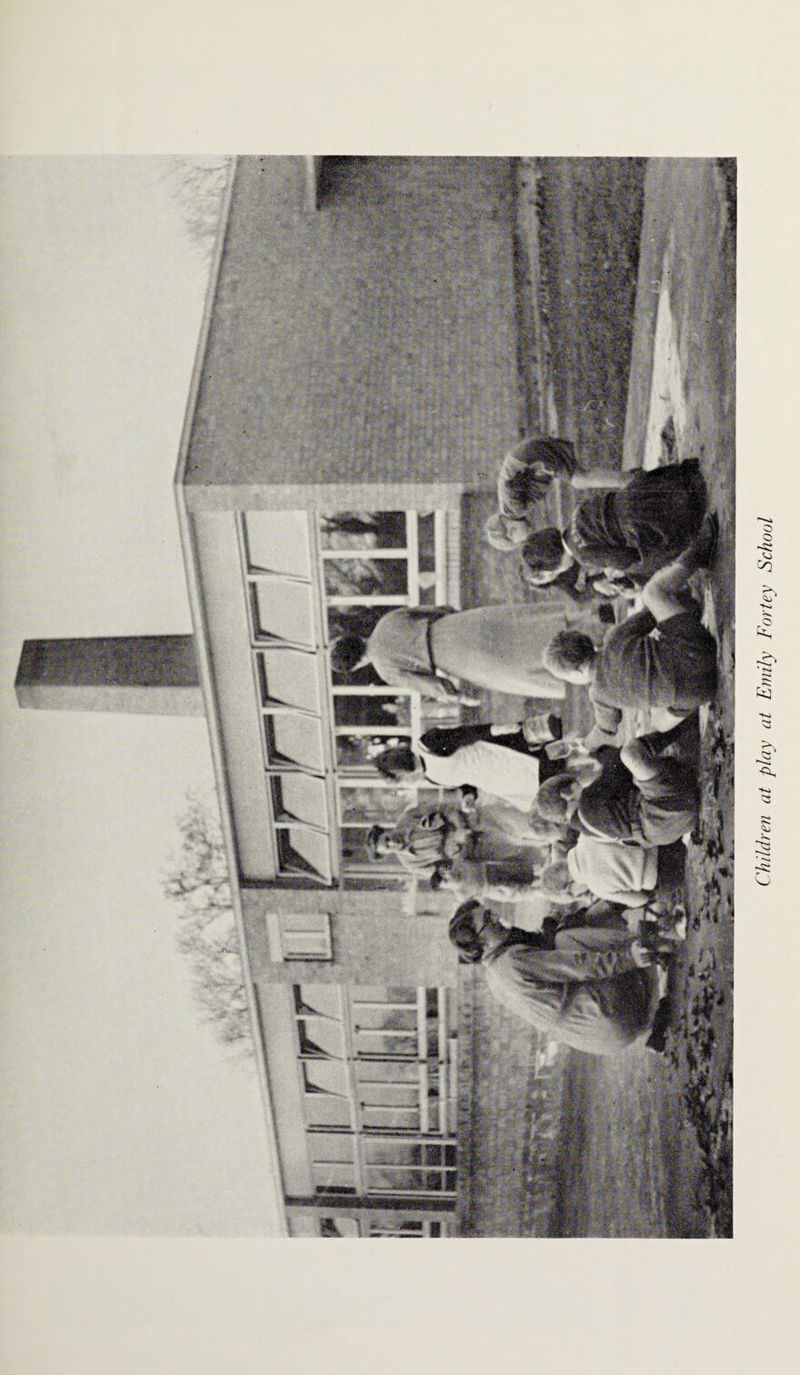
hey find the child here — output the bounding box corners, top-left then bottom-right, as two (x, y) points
(535, 733), (699, 849)
(485, 436), (627, 551)
(516, 458), (706, 582)
(544, 514), (719, 743)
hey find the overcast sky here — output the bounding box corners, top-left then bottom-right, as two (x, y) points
(0, 157), (281, 1233)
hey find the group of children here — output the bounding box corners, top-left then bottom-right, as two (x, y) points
(332, 439), (720, 1056)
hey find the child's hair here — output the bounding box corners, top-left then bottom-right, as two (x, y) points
(540, 860), (573, 894)
(544, 630), (596, 677)
(365, 825), (387, 860)
(535, 773), (580, 825)
(520, 527), (567, 576)
(524, 814), (563, 844)
(374, 745), (419, 779)
(429, 860), (453, 891)
(447, 900), (486, 963)
(330, 634), (367, 676)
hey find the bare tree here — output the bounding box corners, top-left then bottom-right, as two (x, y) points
(165, 156), (233, 262)
(163, 791), (253, 1058)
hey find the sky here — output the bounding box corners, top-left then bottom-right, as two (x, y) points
(0, 157), (281, 1234)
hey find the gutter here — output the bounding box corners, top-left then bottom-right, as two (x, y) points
(174, 155), (289, 1236)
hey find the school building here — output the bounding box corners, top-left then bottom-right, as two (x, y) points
(17, 157), (565, 1236)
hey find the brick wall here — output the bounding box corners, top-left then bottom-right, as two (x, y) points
(242, 887), (459, 987)
(185, 156), (524, 495)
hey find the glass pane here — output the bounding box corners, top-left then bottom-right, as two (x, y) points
(309, 1133), (355, 1165)
(336, 734), (411, 772)
(303, 1061), (348, 1096)
(364, 1140), (421, 1167)
(354, 1062), (419, 1086)
(296, 985), (342, 1018)
(257, 650), (320, 712)
(252, 582), (315, 646)
(355, 1031), (417, 1058)
(351, 986), (417, 1003)
(321, 1217), (360, 1237)
(361, 1106), (420, 1131)
(417, 513), (437, 573)
(277, 827), (331, 882)
(297, 1018), (346, 1059)
(319, 511), (407, 551)
(265, 715), (324, 771)
(244, 511), (311, 577)
(366, 1167), (424, 1193)
(367, 1221), (424, 1237)
(271, 774), (328, 827)
(333, 695), (411, 729)
(339, 785), (416, 825)
(284, 932), (331, 959)
(324, 558), (408, 598)
(358, 1083), (420, 1109)
(352, 1004), (418, 1032)
(313, 1163), (356, 1191)
(304, 1094), (353, 1129)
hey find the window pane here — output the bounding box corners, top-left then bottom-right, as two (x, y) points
(296, 985), (342, 1018)
(304, 1094), (353, 1129)
(355, 1030), (417, 1058)
(302, 1061), (348, 1096)
(355, 1062), (419, 1086)
(333, 695), (411, 729)
(367, 1221), (425, 1237)
(324, 558), (408, 599)
(417, 513), (437, 573)
(361, 1106), (420, 1131)
(358, 1082), (419, 1108)
(257, 650), (320, 712)
(313, 1163), (356, 1191)
(266, 715), (324, 771)
(351, 986), (417, 1003)
(352, 1004), (417, 1032)
(297, 1018), (346, 1059)
(366, 1167), (424, 1193)
(319, 511), (407, 551)
(244, 511), (311, 577)
(271, 774), (328, 827)
(339, 785), (416, 825)
(277, 827), (331, 882)
(364, 1140), (421, 1168)
(252, 582), (315, 646)
(321, 1217), (361, 1237)
(336, 734), (411, 772)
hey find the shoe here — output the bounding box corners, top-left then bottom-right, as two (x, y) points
(645, 996), (672, 1053)
(695, 511), (719, 567)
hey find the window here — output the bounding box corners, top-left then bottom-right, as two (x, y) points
(318, 510), (457, 826)
(243, 510), (311, 579)
(270, 774), (327, 828)
(318, 1216), (450, 1238)
(264, 713), (325, 773)
(251, 581), (316, 647)
(266, 911), (333, 962)
(257, 649), (321, 714)
(292, 984), (458, 1204)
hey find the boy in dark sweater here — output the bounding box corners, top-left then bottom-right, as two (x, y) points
(536, 730), (699, 849)
(543, 513), (718, 745)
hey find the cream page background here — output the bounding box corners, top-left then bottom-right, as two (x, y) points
(0, 2), (798, 1372)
